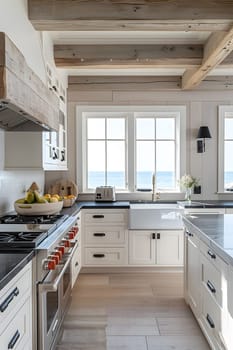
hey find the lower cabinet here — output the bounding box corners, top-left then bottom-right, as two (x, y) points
(185, 231), (200, 318)
(185, 226), (233, 350)
(0, 261), (32, 350)
(129, 231), (156, 265)
(129, 230), (183, 266)
(82, 209), (128, 267)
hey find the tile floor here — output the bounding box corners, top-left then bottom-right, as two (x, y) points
(56, 272), (210, 350)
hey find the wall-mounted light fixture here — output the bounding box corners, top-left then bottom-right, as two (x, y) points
(197, 126), (212, 153)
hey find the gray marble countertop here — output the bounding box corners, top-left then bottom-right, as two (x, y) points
(183, 214), (233, 266)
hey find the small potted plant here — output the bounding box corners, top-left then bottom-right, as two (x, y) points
(179, 174), (199, 202)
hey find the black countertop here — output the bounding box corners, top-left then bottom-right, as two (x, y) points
(61, 201), (130, 217)
(0, 250), (35, 291)
(183, 214), (233, 266)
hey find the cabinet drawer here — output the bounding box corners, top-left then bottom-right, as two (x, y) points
(84, 247), (127, 265)
(84, 226), (126, 245)
(0, 297), (31, 350)
(201, 254), (225, 307)
(0, 263), (31, 328)
(201, 287), (228, 349)
(83, 210), (127, 225)
(200, 241), (228, 274)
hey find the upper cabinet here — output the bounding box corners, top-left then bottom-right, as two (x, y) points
(5, 109), (67, 171)
(43, 110), (67, 170)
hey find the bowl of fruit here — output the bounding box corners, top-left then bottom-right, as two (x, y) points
(62, 195), (76, 208)
(14, 189), (63, 215)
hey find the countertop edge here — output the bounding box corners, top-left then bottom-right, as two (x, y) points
(0, 250), (35, 292)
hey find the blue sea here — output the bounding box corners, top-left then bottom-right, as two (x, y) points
(88, 171), (233, 190)
(88, 171), (175, 189)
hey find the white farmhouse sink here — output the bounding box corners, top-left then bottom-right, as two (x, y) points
(129, 203), (183, 230)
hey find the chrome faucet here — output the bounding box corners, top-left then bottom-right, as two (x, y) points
(152, 173), (160, 202)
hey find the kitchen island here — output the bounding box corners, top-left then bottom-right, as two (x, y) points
(183, 213), (233, 350)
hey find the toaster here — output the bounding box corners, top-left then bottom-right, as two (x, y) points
(95, 186), (116, 202)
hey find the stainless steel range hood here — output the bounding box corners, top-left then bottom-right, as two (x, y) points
(0, 101), (51, 131)
(0, 32), (59, 132)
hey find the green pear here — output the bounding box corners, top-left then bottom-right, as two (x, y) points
(25, 191), (35, 204)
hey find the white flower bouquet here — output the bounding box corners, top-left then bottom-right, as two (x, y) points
(179, 174), (199, 189)
(179, 174), (199, 202)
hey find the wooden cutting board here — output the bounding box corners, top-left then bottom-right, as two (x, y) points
(48, 179), (78, 198)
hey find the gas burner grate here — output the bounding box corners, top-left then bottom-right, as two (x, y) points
(0, 214), (66, 225)
(0, 231), (48, 247)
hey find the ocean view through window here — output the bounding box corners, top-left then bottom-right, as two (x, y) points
(77, 106), (186, 193)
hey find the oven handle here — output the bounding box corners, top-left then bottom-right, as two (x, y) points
(39, 241), (78, 293)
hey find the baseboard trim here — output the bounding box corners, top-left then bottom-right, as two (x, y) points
(80, 266), (184, 274)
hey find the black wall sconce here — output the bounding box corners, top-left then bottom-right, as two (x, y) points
(197, 126), (212, 153)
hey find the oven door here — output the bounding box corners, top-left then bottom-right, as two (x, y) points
(38, 256), (73, 350)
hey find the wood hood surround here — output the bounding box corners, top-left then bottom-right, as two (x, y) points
(0, 32), (59, 131)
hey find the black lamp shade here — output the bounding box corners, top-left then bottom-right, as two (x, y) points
(197, 126), (212, 139)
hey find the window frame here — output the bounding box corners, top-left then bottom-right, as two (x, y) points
(218, 105), (233, 193)
(76, 105), (186, 194)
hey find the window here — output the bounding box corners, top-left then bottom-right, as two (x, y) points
(77, 106), (186, 193)
(136, 116), (176, 190)
(86, 116), (126, 189)
(218, 106), (233, 192)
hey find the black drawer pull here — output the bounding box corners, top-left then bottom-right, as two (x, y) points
(152, 233), (156, 239)
(93, 233), (106, 237)
(157, 233), (160, 239)
(185, 231), (193, 237)
(8, 330), (20, 349)
(75, 262), (79, 267)
(206, 314), (215, 328)
(207, 280), (216, 294)
(0, 287), (19, 313)
(93, 254), (105, 258)
(207, 250), (216, 259)
(92, 215), (104, 219)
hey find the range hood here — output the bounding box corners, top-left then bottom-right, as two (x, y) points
(0, 32), (59, 132)
(0, 101), (51, 131)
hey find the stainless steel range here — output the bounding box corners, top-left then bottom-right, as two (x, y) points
(0, 212), (81, 350)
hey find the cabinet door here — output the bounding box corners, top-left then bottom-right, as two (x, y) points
(187, 233), (200, 317)
(129, 231), (156, 265)
(156, 230), (184, 266)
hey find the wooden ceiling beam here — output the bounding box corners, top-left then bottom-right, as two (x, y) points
(182, 28), (233, 89)
(67, 75), (233, 92)
(28, 0), (233, 31)
(54, 44), (205, 69)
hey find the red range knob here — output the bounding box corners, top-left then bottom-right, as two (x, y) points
(47, 260), (56, 270)
(58, 246), (65, 255)
(51, 253), (60, 264)
(54, 250), (62, 260)
(68, 231), (75, 239)
(62, 239), (71, 248)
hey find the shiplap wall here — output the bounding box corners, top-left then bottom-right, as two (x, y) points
(46, 86), (233, 201)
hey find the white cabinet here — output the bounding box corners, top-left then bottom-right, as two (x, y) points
(129, 231), (156, 265)
(199, 241), (229, 350)
(0, 261), (32, 350)
(82, 209), (128, 266)
(184, 225), (232, 350)
(185, 231), (201, 318)
(129, 230), (183, 266)
(5, 111), (67, 171)
(43, 110), (67, 170)
(156, 230), (184, 266)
